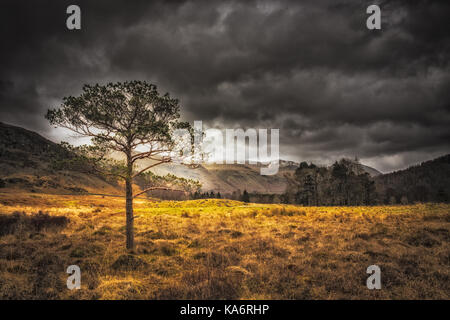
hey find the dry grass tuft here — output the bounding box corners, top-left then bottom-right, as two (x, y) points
(111, 254), (148, 271)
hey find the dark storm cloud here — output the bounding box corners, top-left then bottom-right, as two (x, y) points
(0, 0), (449, 172)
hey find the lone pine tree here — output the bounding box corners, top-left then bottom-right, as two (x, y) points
(46, 81), (193, 250)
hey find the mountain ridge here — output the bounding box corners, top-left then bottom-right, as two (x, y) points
(0, 122), (396, 196)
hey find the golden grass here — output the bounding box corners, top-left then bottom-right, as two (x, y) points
(0, 192), (449, 299)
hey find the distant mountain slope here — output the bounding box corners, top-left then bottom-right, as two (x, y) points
(0, 122), (122, 194)
(375, 154), (450, 203)
(142, 158), (381, 194)
(0, 122), (383, 195)
(148, 162), (293, 194)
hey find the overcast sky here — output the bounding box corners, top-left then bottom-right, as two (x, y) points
(1, 0), (449, 172)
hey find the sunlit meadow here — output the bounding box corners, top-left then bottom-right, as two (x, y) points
(0, 192), (449, 299)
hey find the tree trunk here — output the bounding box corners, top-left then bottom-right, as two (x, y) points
(125, 154), (134, 251)
(125, 178), (134, 250)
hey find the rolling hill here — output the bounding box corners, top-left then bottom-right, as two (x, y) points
(0, 122), (382, 195)
(0, 122), (122, 195)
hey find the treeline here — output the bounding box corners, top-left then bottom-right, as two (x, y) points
(245, 155), (450, 205)
(375, 154), (450, 204)
(191, 191), (222, 199)
(188, 189), (252, 202)
(193, 189), (251, 202)
(150, 188), (253, 202)
(282, 158), (376, 206)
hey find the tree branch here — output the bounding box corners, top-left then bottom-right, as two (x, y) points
(132, 158), (171, 178)
(131, 147), (170, 162)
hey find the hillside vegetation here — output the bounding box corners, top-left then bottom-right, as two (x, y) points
(0, 122), (122, 195)
(281, 155), (450, 206)
(375, 154), (450, 204)
(0, 192), (449, 299)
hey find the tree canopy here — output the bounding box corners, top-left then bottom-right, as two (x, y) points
(46, 81), (195, 250)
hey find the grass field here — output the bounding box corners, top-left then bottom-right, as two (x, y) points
(0, 192), (449, 299)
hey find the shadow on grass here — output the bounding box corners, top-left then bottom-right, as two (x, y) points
(0, 211), (69, 236)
